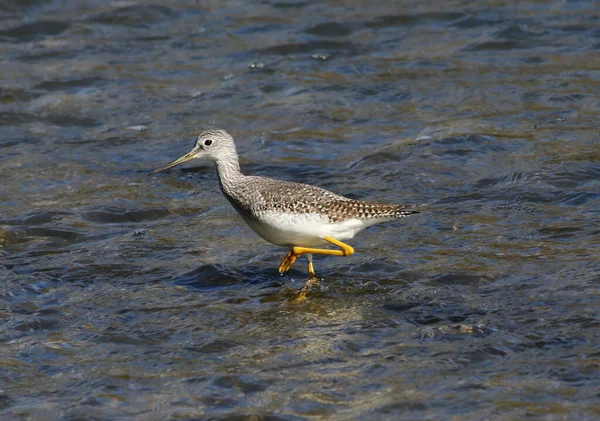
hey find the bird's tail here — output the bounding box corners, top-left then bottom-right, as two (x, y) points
(392, 204), (421, 218)
(353, 202), (421, 220)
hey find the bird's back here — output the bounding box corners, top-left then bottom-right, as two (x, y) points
(224, 175), (419, 223)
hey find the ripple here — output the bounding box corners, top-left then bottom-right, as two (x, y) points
(473, 170), (546, 190)
(512, 335), (586, 351)
(0, 111), (37, 125)
(430, 272), (492, 286)
(467, 40), (530, 51)
(497, 25), (546, 41)
(258, 40), (364, 56)
(172, 264), (273, 290)
(33, 77), (108, 93)
(0, 226), (82, 247)
(270, 1), (311, 9)
(184, 338), (240, 354)
(87, 4), (179, 28)
(212, 374), (269, 394)
(0, 20), (69, 42)
(0, 108), (102, 127)
(1, 211), (68, 226)
(366, 12), (465, 28)
(305, 22), (354, 37)
(80, 207), (171, 224)
(376, 401), (428, 414)
(0, 87), (39, 104)
(537, 226), (583, 239)
(432, 135), (506, 155)
(96, 328), (166, 346)
(174, 264), (243, 289)
(546, 165), (600, 189)
(451, 16), (501, 29)
(467, 163), (600, 209)
(349, 152), (401, 169)
(13, 315), (64, 332)
(0, 394), (15, 412)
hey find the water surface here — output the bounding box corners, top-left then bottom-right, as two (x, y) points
(1, 0), (599, 419)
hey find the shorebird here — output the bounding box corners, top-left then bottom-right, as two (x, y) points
(148, 129), (419, 279)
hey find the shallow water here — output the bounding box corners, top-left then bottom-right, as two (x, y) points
(1, 0), (599, 419)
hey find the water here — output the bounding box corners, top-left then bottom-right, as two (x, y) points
(1, 1), (599, 419)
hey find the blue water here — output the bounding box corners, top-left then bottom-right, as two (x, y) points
(1, 1), (599, 419)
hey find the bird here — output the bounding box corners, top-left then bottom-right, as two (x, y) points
(147, 129), (419, 280)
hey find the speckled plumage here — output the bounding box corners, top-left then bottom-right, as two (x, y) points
(223, 176), (418, 223)
(149, 129), (419, 249)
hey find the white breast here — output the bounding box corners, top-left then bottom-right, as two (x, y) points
(237, 210), (366, 247)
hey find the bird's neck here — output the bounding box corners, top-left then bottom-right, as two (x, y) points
(215, 154), (243, 195)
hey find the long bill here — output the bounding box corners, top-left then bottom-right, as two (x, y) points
(146, 150), (197, 176)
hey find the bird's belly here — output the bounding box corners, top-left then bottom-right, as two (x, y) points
(239, 210), (364, 247)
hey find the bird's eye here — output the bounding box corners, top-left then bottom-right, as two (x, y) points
(204, 139), (213, 146)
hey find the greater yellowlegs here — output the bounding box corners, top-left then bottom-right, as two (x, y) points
(148, 129), (419, 279)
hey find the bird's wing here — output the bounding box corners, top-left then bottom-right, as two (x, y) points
(246, 177), (418, 222)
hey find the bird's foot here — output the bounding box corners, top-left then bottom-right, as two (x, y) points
(278, 251), (299, 274)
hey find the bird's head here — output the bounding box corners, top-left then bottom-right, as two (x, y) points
(147, 129), (236, 176)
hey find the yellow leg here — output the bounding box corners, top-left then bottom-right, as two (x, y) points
(277, 236), (355, 275)
(307, 260), (316, 278)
